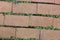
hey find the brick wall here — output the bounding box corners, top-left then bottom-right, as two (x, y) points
(0, 0), (60, 40)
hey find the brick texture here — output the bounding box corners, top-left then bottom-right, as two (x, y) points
(55, 0), (60, 4)
(0, 27), (15, 38)
(41, 30), (60, 40)
(4, 15), (29, 26)
(53, 18), (60, 28)
(13, 3), (36, 14)
(30, 16), (53, 27)
(0, 1), (12, 12)
(51, 5), (60, 15)
(16, 0), (31, 1)
(40, 0), (54, 3)
(0, 14), (4, 24)
(38, 4), (52, 15)
(31, 0), (54, 3)
(0, 0), (60, 39)
(16, 28), (39, 38)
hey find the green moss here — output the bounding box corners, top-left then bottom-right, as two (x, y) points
(0, 12), (60, 18)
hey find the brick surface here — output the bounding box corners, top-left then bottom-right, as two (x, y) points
(0, 1), (12, 12)
(30, 16), (53, 26)
(31, 0), (54, 3)
(40, 0), (54, 3)
(41, 30), (60, 40)
(16, 0), (31, 1)
(16, 28), (39, 38)
(0, 14), (4, 24)
(30, 0), (41, 2)
(38, 4), (52, 15)
(55, 0), (60, 4)
(0, 27), (15, 38)
(4, 15), (29, 26)
(51, 5), (60, 15)
(53, 18), (60, 28)
(13, 3), (36, 14)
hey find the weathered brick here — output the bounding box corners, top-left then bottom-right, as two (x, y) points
(41, 30), (60, 40)
(13, 3), (36, 14)
(55, 0), (60, 4)
(31, 0), (41, 2)
(0, 1), (12, 12)
(30, 16), (53, 27)
(0, 14), (4, 24)
(4, 15), (29, 26)
(38, 4), (52, 15)
(16, 0), (31, 1)
(53, 18), (60, 28)
(31, 0), (54, 3)
(0, 27), (15, 38)
(16, 28), (39, 38)
(40, 0), (54, 3)
(51, 5), (60, 15)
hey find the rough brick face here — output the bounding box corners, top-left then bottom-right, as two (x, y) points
(0, 14), (4, 24)
(55, 0), (60, 4)
(38, 4), (52, 15)
(0, 1), (12, 12)
(30, 0), (42, 2)
(31, 0), (54, 3)
(16, 28), (39, 38)
(0, 27), (15, 38)
(53, 18), (60, 28)
(30, 16), (53, 27)
(13, 3), (36, 14)
(51, 5), (60, 15)
(41, 30), (60, 40)
(16, 0), (31, 1)
(40, 0), (54, 3)
(4, 15), (29, 26)
(0, 0), (60, 39)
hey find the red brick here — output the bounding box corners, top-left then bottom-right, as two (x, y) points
(13, 3), (36, 14)
(0, 27), (15, 38)
(4, 15), (29, 26)
(31, 0), (41, 2)
(0, 14), (4, 24)
(30, 16), (53, 27)
(16, 0), (31, 1)
(40, 0), (54, 3)
(41, 30), (60, 40)
(16, 28), (39, 38)
(51, 5), (60, 15)
(53, 18), (60, 28)
(38, 4), (52, 15)
(55, 0), (60, 4)
(31, 0), (54, 3)
(0, 1), (12, 12)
